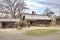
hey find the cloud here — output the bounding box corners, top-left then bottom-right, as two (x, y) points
(44, 0), (60, 15)
(25, 0), (47, 8)
(25, 0), (47, 14)
(25, 0), (60, 15)
(45, 0), (60, 4)
(36, 1), (60, 6)
(50, 8), (60, 15)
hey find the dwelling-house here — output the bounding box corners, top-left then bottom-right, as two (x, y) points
(22, 14), (52, 27)
(0, 18), (20, 28)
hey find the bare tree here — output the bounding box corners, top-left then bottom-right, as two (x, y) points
(43, 8), (54, 17)
(0, 0), (28, 18)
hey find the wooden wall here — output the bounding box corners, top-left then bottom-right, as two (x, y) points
(28, 20), (51, 27)
(6, 22), (15, 28)
(0, 22), (15, 28)
(56, 19), (60, 25)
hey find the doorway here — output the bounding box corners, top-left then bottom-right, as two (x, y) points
(30, 21), (33, 25)
(2, 22), (6, 28)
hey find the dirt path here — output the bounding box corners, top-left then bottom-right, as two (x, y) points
(0, 28), (60, 40)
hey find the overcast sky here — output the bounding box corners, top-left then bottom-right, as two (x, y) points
(25, 0), (60, 15)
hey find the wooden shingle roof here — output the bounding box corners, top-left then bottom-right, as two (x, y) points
(0, 18), (20, 22)
(24, 15), (51, 20)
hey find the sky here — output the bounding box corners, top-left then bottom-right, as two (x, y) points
(25, 0), (60, 16)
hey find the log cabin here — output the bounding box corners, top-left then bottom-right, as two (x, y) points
(21, 12), (52, 27)
(0, 18), (20, 28)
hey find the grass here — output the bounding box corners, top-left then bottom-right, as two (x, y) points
(24, 29), (59, 36)
(49, 25), (60, 27)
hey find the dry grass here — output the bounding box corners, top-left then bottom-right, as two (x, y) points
(24, 29), (59, 36)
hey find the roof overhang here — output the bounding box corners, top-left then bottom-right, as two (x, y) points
(25, 15), (52, 21)
(0, 18), (20, 22)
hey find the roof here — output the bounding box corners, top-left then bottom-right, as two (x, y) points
(0, 18), (20, 22)
(56, 16), (60, 19)
(24, 15), (51, 20)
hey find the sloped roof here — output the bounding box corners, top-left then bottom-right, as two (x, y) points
(56, 16), (60, 19)
(25, 15), (51, 20)
(0, 18), (20, 22)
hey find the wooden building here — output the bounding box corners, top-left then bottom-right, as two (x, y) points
(22, 14), (52, 27)
(56, 17), (60, 25)
(0, 18), (20, 28)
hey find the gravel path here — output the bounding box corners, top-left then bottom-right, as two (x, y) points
(0, 29), (60, 40)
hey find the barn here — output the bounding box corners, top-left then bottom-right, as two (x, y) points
(22, 14), (52, 27)
(0, 18), (20, 28)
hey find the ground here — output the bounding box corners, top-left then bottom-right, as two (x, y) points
(0, 27), (60, 40)
(24, 29), (59, 36)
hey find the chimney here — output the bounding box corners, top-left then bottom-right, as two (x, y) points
(32, 11), (36, 15)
